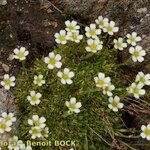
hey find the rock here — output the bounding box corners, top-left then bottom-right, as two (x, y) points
(2, 63), (10, 72)
(7, 53), (14, 61)
(0, 0), (7, 5)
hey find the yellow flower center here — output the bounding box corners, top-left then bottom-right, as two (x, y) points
(133, 87), (139, 94)
(62, 73), (69, 80)
(98, 80), (105, 86)
(116, 42), (122, 48)
(49, 58), (56, 65)
(99, 21), (104, 27)
(36, 78), (42, 83)
(104, 86), (109, 91)
(130, 37), (136, 42)
(111, 101), (118, 107)
(4, 79), (11, 85)
(4, 116), (11, 121)
(90, 43), (97, 50)
(32, 128), (39, 135)
(59, 35), (66, 41)
(107, 26), (113, 32)
(144, 129), (150, 136)
(140, 77), (145, 84)
(0, 123), (7, 130)
(68, 26), (75, 31)
(32, 96), (37, 101)
(72, 34), (78, 40)
(18, 52), (25, 58)
(69, 104), (76, 110)
(34, 120), (40, 126)
(133, 51), (139, 57)
(89, 29), (96, 36)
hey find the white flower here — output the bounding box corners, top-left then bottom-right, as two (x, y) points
(41, 127), (49, 138)
(1, 112), (16, 123)
(140, 124), (150, 140)
(67, 30), (83, 43)
(27, 91), (42, 106)
(65, 20), (80, 32)
(25, 146), (32, 150)
(85, 24), (101, 39)
(94, 72), (111, 88)
(13, 47), (29, 61)
(29, 127), (42, 139)
(65, 97), (82, 113)
(108, 96), (124, 112)
(20, 145), (32, 150)
(54, 30), (69, 44)
(0, 74), (15, 90)
(103, 21), (119, 35)
(85, 38), (103, 53)
(33, 74), (45, 86)
(127, 32), (141, 46)
(8, 136), (25, 150)
(102, 83), (115, 96)
(95, 16), (109, 29)
(129, 46), (146, 62)
(57, 68), (75, 85)
(113, 38), (127, 50)
(135, 72), (150, 86)
(28, 115), (46, 129)
(128, 83), (145, 99)
(0, 118), (12, 133)
(44, 52), (62, 69)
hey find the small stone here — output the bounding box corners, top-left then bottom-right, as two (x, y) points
(2, 63), (10, 72)
(137, 7), (147, 13)
(7, 53), (14, 61)
(0, 0), (7, 5)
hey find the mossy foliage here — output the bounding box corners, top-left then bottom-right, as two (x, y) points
(13, 39), (129, 150)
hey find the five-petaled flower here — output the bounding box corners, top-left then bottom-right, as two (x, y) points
(128, 83), (145, 99)
(44, 52), (62, 69)
(129, 46), (146, 62)
(103, 21), (119, 35)
(85, 24), (101, 39)
(113, 38), (127, 51)
(65, 20), (80, 33)
(29, 126), (42, 139)
(27, 91), (42, 106)
(86, 38), (103, 53)
(94, 72), (111, 88)
(0, 118), (12, 133)
(95, 16), (109, 29)
(102, 83), (115, 97)
(41, 127), (49, 138)
(54, 30), (69, 44)
(57, 68), (75, 85)
(13, 47), (29, 61)
(135, 72), (150, 86)
(33, 74), (45, 86)
(1, 74), (15, 90)
(127, 32), (141, 46)
(8, 136), (25, 150)
(65, 97), (82, 113)
(140, 124), (150, 140)
(68, 31), (83, 43)
(1, 112), (16, 123)
(28, 115), (46, 129)
(108, 96), (124, 112)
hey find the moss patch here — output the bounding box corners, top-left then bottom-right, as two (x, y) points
(13, 39), (129, 150)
